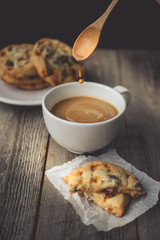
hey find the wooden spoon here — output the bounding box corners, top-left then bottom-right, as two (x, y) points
(72, 0), (119, 61)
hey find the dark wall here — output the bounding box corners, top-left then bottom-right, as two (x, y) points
(0, 0), (160, 50)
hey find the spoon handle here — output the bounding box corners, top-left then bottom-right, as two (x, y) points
(94, 0), (119, 30)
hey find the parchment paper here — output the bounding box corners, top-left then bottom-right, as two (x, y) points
(46, 149), (160, 232)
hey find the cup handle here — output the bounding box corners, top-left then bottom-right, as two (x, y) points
(113, 86), (131, 106)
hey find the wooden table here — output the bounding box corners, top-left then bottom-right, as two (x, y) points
(0, 49), (160, 240)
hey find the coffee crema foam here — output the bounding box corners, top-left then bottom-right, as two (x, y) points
(51, 96), (119, 123)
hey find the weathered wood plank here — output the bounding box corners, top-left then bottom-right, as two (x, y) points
(119, 50), (160, 240)
(35, 139), (97, 240)
(0, 104), (49, 240)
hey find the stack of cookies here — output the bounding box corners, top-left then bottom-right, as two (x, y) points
(62, 161), (146, 217)
(0, 39), (86, 90)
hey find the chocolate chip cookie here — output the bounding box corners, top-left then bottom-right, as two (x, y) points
(0, 44), (37, 78)
(62, 161), (146, 198)
(0, 68), (49, 90)
(62, 161), (146, 217)
(32, 38), (86, 86)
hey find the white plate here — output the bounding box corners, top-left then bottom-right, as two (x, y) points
(0, 80), (53, 106)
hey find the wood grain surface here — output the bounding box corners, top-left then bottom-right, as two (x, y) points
(0, 49), (160, 240)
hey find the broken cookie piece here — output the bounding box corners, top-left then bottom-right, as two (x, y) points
(82, 192), (131, 217)
(62, 161), (145, 198)
(62, 161), (146, 217)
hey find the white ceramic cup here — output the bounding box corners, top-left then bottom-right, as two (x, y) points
(42, 82), (130, 154)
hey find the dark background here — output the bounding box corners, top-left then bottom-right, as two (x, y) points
(0, 0), (160, 50)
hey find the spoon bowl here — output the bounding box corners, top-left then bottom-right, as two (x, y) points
(73, 27), (100, 61)
(72, 0), (119, 61)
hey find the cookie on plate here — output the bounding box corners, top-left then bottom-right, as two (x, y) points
(32, 38), (86, 86)
(0, 44), (37, 78)
(62, 161), (146, 198)
(13, 81), (49, 90)
(0, 68), (49, 90)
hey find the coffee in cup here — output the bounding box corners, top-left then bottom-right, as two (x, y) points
(50, 96), (119, 123)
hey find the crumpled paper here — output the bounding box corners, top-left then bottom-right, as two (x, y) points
(46, 149), (160, 232)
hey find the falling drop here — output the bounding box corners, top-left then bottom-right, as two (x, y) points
(78, 70), (84, 84)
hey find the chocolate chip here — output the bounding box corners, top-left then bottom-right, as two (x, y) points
(59, 55), (69, 63)
(73, 187), (78, 192)
(126, 174), (130, 179)
(101, 189), (115, 198)
(47, 69), (53, 76)
(79, 192), (84, 197)
(134, 183), (142, 188)
(101, 189), (109, 193)
(53, 79), (60, 86)
(27, 75), (38, 80)
(18, 57), (24, 61)
(5, 60), (14, 67)
(45, 48), (53, 58)
(109, 175), (119, 180)
(88, 199), (94, 203)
